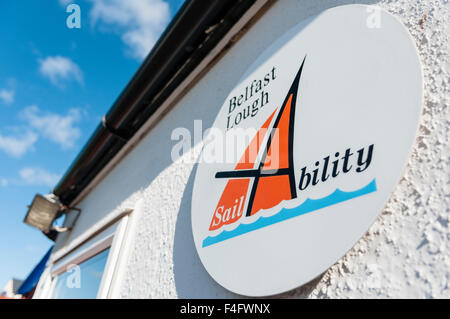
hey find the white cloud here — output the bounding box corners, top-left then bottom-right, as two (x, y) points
(0, 178), (8, 187)
(20, 105), (82, 149)
(89, 0), (170, 60)
(39, 56), (83, 86)
(0, 131), (38, 157)
(0, 105), (83, 158)
(0, 89), (14, 104)
(19, 167), (60, 187)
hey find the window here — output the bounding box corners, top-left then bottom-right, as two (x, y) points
(51, 248), (110, 299)
(37, 209), (134, 299)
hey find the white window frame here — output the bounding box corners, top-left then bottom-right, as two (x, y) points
(39, 209), (132, 299)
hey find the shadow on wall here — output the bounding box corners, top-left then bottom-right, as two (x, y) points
(172, 0), (379, 298)
(173, 163), (326, 298)
(173, 163), (236, 298)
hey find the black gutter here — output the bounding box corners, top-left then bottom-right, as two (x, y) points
(53, 0), (259, 205)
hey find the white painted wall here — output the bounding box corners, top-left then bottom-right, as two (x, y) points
(43, 0), (449, 298)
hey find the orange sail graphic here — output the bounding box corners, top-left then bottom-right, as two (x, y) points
(209, 57), (306, 231)
(209, 110), (276, 231)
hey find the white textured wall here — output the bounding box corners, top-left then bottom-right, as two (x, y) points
(51, 0), (449, 298)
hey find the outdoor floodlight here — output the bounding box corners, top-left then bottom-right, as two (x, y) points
(24, 194), (62, 233)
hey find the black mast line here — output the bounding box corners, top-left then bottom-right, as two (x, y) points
(245, 56), (306, 216)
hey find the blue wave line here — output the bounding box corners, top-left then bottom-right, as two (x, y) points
(202, 178), (377, 248)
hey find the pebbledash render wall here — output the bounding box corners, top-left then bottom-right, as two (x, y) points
(48, 0), (449, 298)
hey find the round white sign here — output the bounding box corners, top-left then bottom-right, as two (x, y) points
(191, 4), (422, 296)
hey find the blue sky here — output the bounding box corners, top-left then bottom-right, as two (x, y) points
(0, 0), (184, 289)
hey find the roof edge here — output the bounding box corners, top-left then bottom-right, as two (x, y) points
(52, 0), (262, 205)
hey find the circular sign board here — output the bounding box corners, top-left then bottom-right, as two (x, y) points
(191, 4), (422, 296)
